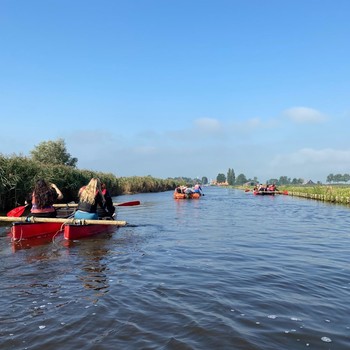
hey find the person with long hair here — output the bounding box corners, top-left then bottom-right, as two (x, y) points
(74, 178), (105, 220)
(30, 179), (63, 218)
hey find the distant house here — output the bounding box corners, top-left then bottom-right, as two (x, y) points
(303, 179), (315, 185)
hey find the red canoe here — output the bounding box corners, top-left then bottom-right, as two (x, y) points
(63, 222), (117, 240)
(11, 221), (64, 241)
(10, 220), (120, 242)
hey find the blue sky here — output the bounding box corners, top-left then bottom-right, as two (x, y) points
(1, 0), (349, 183)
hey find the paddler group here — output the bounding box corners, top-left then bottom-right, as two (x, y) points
(24, 177), (115, 220)
(174, 183), (203, 199)
(253, 183), (278, 193)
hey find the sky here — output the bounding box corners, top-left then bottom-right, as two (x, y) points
(1, 0), (349, 183)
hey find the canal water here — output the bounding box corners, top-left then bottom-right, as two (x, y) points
(0, 186), (349, 349)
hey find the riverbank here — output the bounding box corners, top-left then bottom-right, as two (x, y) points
(242, 185), (350, 205)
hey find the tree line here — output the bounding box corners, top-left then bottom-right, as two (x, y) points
(216, 169), (306, 186)
(217, 169), (350, 186)
(326, 173), (350, 183)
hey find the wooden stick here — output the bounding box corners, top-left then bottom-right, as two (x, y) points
(53, 200), (140, 208)
(0, 216), (127, 226)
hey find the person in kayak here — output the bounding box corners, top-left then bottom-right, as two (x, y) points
(193, 183), (203, 195)
(97, 183), (116, 218)
(74, 178), (105, 220)
(30, 179), (63, 218)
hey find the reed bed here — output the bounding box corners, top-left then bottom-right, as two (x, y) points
(238, 184), (350, 205)
(0, 154), (181, 211)
(279, 185), (350, 205)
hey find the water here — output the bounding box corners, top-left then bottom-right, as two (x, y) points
(0, 187), (350, 349)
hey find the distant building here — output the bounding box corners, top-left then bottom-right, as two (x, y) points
(303, 179), (315, 185)
(211, 180), (229, 186)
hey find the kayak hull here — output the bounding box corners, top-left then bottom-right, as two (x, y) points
(173, 192), (201, 199)
(253, 191), (276, 196)
(11, 222), (63, 241)
(64, 223), (116, 240)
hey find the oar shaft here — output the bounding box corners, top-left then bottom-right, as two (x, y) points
(0, 216), (126, 226)
(54, 200), (140, 208)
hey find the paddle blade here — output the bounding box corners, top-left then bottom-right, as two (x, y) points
(7, 205), (27, 217)
(115, 200), (140, 207)
(245, 189), (250, 192)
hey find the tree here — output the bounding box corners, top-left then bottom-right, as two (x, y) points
(327, 173), (350, 183)
(227, 168), (235, 185)
(235, 173), (248, 185)
(278, 176), (291, 185)
(201, 176), (208, 185)
(291, 178), (304, 184)
(326, 174), (334, 183)
(216, 173), (226, 183)
(267, 178), (278, 185)
(30, 139), (78, 167)
(343, 174), (350, 183)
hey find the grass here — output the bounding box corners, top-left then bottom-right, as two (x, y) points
(241, 184), (350, 205)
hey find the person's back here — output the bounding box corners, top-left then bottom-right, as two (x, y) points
(99, 183), (115, 218)
(193, 183), (202, 194)
(30, 179), (63, 218)
(75, 178), (105, 220)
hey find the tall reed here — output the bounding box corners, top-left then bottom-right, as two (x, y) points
(0, 155), (181, 211)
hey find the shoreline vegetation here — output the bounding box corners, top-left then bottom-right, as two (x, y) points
(240, 185), (350, 205)
(1, 155), (186, 212)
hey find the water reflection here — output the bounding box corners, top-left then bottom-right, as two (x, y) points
(65, 236), (114, 302)
(10, 232), (62, 252)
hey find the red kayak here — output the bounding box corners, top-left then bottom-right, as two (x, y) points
(11, 221), (64, 241)
(10, 220), (121, 241)
(63, 222), (117, 240)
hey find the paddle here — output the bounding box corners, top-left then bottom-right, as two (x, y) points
(114, 200), (140, 207)
(54, 200), (141, 208)
(6, 200), (140, 218)
(7, 205), (29, 217)
(0, 216), (127, 226)
(276, 190), (289, 195)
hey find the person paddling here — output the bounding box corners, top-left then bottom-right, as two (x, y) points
(97, 183), (116, 218)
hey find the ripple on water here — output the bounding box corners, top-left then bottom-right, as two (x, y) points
(1, 188), (350, 349)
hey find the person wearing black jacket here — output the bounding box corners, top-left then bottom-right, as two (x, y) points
(74, 178), (105, 220)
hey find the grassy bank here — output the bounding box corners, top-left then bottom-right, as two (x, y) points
(279, 185), (350, 205)
(241, 184), (350, 205)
